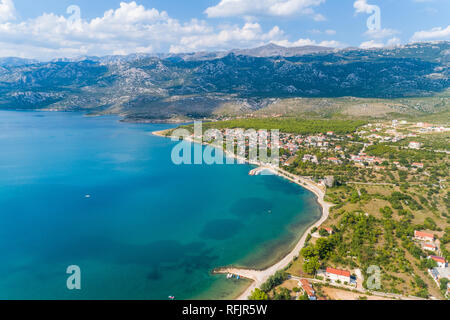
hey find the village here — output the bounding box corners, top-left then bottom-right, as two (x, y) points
(259, 228), (449, 301)
(181, 118), (449, 300)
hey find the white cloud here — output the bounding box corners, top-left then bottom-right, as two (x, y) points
(359, 37), (402, 49)
(411, 25), (450, 41)
(274, 38), (342, 48)
(170, 23), (285, 53)
(309, 29), (335, 35)
(386, 37), (401, 46)
(359, 40), (384, 48)
(353, 0), (377, 14)
(365, 28), (399, 39)
(0, 1), (339, 60)
(205, 0), (325, 18)
(0, 0), (15, 22)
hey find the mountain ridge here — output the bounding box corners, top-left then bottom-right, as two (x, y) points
(0, 41), (448, 121)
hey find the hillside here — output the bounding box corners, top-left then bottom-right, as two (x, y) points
(0, 42), (449, 122)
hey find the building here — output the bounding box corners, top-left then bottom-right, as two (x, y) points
(303, 154), (318, 164)
(327, 157), (342, 165)
(325, 267), (351, 284)
(414, 230), (435, 242)
(300, 279), (316, 300)
(412, 163), (424, 169)
(320, 227), (334, 235)
(423, 243), (437, 252)
(323, 176), (335, 188)
(428, 256), (447, 268)
(409, 141), (422, 149)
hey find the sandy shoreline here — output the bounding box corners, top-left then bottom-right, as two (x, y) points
(152, 129), (333, 300)
(212, 168), (332, 300)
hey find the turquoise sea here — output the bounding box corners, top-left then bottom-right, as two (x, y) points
(0, 110), (321, 300)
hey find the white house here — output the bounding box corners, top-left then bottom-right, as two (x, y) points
(423, 243), (437, 252)
(325, 267), (351, 284)
(428, 256), (448, 268)
(409, 141), (422, 149)
(414, 230), (434, 242)
(300, 279), (316, 300)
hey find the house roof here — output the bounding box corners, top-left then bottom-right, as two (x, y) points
(300, 279), (315, 297)
(414, 230), (434, 239)
(320, 227), (333, 233)
(326, 267), (351, 277)
(430, 256), (446, 263)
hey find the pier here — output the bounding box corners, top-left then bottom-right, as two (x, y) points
(248, 166), (276, 176)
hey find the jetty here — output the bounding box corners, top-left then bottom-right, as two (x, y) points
(248, 166), (276, 176)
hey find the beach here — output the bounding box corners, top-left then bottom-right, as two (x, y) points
(153, 129), (333, 300)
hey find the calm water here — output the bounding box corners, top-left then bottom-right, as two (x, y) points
(0, 111), (321, 300)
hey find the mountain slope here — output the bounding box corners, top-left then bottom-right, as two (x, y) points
(0, 42), (448, 121)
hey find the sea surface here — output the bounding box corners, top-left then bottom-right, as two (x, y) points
(0, 110), (321, 300)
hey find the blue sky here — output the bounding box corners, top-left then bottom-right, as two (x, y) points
(1, 0), (449, 59)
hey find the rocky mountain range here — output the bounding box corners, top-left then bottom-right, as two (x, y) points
(0, 42), (448, 122)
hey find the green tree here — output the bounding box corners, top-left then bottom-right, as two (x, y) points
(315, 238), (334, 259)
(301, 246), (317, 259)
(249, 288), (268, 300)
(298, 293), (309, 300)
(273, 288), (291, 300)
(440, 278), (449, 291)
(303, 256), (320, 274)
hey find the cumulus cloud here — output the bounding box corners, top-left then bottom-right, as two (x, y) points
(0, 0), (15, 22)
(205, 0), (325, 18)
(359, 40), (384, 48)
(0, 1), (340, 60)
(359, 37), (402, 49)
(411, 25), (450, 41)
(274, 38), (341, 48)
(365, 28), (399, 39)
(386, 37), (401, 46)
(353, 0), (377, 14)
(170, 23), (285, 53)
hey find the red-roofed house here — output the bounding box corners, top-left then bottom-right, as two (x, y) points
(320, 227), (334, 235)
(423, 243), (437, 252)
(428, 256), (447, 268)
(414, 230), (434, 242)
(300, 279), (316, 300)
(327, 157), (342, 164)
(325, 267), (351, 284)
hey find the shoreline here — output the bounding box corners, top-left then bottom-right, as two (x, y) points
(212, 170), (332, 300)
(152, 129), (333, 300)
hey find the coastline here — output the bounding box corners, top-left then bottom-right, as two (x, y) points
(152, 129), (333, 300)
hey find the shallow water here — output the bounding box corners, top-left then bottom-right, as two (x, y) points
(0, 111), (321, 300)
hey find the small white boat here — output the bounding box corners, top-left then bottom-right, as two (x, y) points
(85, 194), (91, 198)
